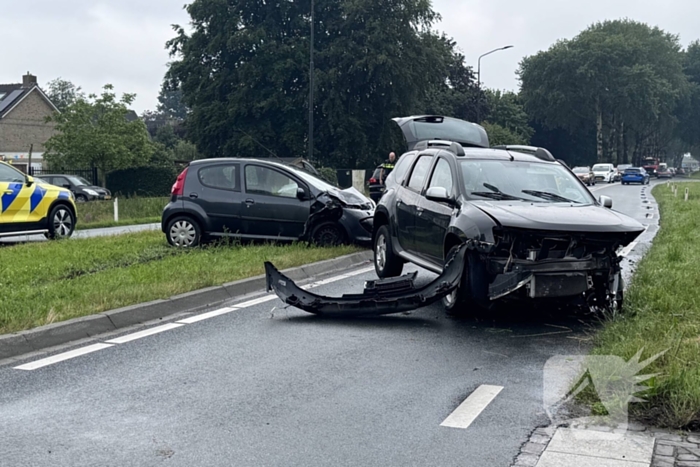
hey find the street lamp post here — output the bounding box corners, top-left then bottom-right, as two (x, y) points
(476, 45), (514, 123)
(308, 0), (315, 161)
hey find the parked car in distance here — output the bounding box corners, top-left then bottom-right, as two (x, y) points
(572, 166), (596, 186)
(676, 167), (686, 176)
(0, 161), (77, 239)
(162, 158), (375, 248)
(621, 167), (650, 185)
(368, 165), (385, 203)
(39, 174), (111, 202)
(592, 163), (617, 183)
(373, 115), (644, 312)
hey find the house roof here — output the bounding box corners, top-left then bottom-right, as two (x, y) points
(0, 82), (60, 119)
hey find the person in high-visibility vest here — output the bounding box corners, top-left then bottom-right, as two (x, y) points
(379, 152), (396, 185)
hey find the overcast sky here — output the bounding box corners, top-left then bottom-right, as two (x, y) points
(2, 0), (699, 114)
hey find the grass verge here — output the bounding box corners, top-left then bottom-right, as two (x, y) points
(77, 197), (169, 228)
(590, 182), (700, 428)
(0, 231), (358, 334)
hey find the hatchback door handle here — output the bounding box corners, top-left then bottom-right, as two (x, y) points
(189, 193), (198, 199)
(245, 199), (255, 205)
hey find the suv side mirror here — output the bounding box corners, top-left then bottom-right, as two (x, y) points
(25, 175), (35, 187)
(296, 187), (307, 200)
(425, 186), (453, 204)
(599, 195), (613, 209)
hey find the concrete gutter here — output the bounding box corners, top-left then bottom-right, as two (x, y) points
(0, 250), (374, 360)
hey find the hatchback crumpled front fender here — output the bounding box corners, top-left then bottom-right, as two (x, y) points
(264, 244), (467, 317)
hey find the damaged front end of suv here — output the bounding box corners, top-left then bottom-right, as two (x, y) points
(484, 227), (639, 309)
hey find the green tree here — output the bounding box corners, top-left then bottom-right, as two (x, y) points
(484, 90), (533, 143)
(166, 0), (451, 169)
(481, 122), (529, 146)
(519, 20), (688, 165)
(676, 41), (700, 155)
(45, 85), (154, 185)
(45, 78), (85, 112)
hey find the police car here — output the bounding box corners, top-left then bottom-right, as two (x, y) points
(0, 161), (77, 239)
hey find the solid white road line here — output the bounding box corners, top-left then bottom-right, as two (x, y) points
(105, 323), (184, 344)
(618, 241), (638, 258)
(440, 384), (504, 429)
(13, 265), (378, 370)
(14, 343), (114, 371)
(177, 307), (240, 324)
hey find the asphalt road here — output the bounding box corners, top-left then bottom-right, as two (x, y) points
(0, 180), (665, 467)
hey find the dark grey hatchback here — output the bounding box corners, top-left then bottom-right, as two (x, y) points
(162, 158), (374, 247)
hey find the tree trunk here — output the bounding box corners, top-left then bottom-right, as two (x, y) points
(620, 121), (628, 164)
(608, 113), (617, 165)
(596, 97), (604, 163)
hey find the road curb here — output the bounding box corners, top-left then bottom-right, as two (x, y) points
(0, 250), (374, 360)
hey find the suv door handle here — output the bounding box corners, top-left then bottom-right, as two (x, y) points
(245, 198), (255, 206)
(189, 193), (199, 199)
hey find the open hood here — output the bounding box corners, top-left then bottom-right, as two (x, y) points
(392, 115), (490, 151)
(471, 200), (645, 235)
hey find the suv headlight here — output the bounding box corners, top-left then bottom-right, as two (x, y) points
(84, 189), (99, 196)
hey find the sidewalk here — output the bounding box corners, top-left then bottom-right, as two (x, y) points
(513, 424), (700, 467)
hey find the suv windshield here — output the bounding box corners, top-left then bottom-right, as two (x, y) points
(460, 160), (595, 205)
(67, 176), (91, 186)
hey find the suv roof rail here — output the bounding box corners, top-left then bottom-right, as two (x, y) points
(413, 140), (466, 157)
(492, 145), (556, 162)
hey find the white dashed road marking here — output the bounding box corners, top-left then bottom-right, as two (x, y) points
(14, 343), (114, 371)
(13, 265), (377, 370)
(440, 384), (504, 429)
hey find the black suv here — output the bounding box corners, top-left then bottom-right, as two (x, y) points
(40, 174), (111, 202)
(373, 116), (645, 311)
(162, 158), (374, 247)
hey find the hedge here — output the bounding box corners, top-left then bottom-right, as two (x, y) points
(107, 166), (178, 198)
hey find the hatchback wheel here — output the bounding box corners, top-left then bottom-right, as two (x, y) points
(374, 224), (403, 278)
(75, 194), (88, 203)
(47, 205), (75, 239)
(167, 216), (201, 248)
(311, 222), (346, 246)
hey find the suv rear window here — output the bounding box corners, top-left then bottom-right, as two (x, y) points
(391, 153), (416, 185)
(407, 155), (433, 191)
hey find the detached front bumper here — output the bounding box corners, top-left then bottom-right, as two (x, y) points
(265, 244), (467, 316)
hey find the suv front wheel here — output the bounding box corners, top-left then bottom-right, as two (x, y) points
(374, 224), (403, 278)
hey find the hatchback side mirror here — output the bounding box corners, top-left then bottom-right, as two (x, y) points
(599, 195), (613, 209)
(25, 175), (35, 187)
(296, 187), (307, 200)
(425, 186), (453, 205)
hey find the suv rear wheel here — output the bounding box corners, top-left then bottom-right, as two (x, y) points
(167, 216), (201, 248)
(374, 224), (403, 278)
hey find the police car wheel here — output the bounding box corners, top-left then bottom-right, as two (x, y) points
(47, 205), (75, 239)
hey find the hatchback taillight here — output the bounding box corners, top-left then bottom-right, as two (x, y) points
(369, 177), (377, 184)
(171, 167), (188, 196)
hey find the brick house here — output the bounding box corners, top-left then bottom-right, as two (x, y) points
(0, 73), (59, 173)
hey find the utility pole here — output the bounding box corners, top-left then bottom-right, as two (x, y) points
(308, 0), (315, 161)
